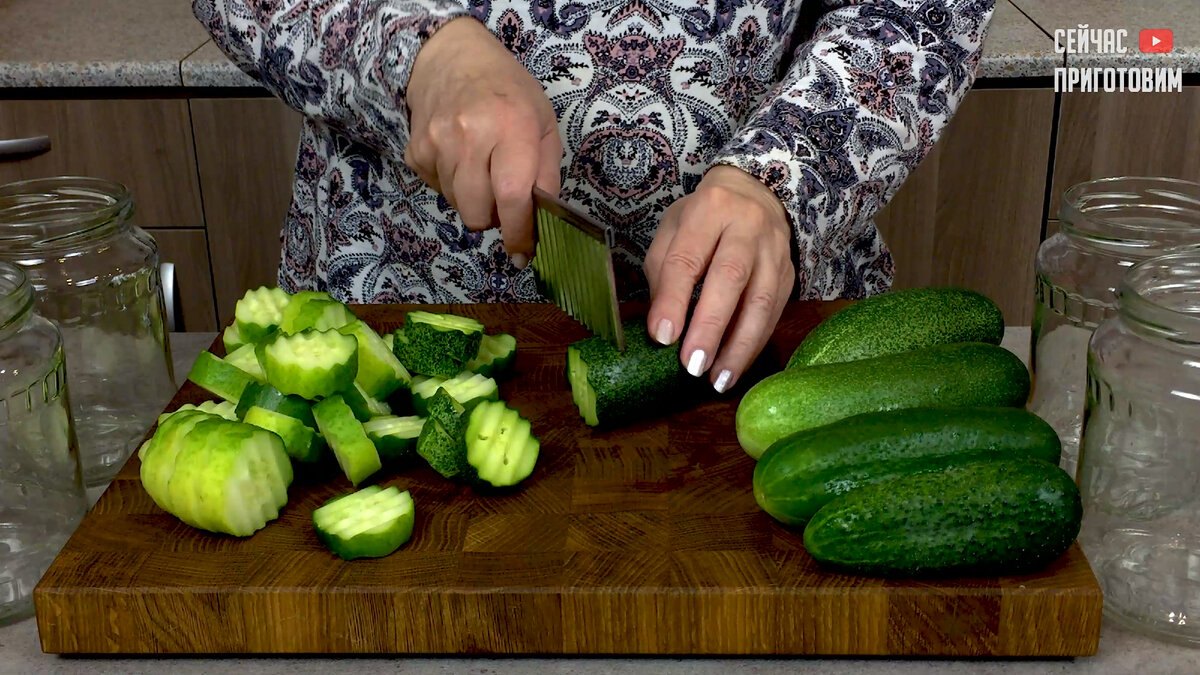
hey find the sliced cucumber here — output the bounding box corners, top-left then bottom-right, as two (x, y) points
(424, 388), (468, 435)
(383, 333), (394, 351)
(567, 346), (599, 426)
(405, 310), (485, 335)
(393, 311), (484, 378)
(411, 371), (497, 416)
(258, 329), (358, 400)
(341, 381), (393, 422)
(234, 381), (316, 427)
(409, 374), (447, 416)
(280, 293), (357, 335)
(312, 485), (415, 561)
(466, 333), (517, 379)
(415, 416), (467, 480)
(234, 286), (292, 343)
(222, 322), (246, 353)
(312, 394), (382, 486)
(463, 399), (540, 488)
(224, 343), (267, 383)
(338, 320), (412, 399)
(187, 351), (257, 403)
(140, 410), (214, 513)
(243, 405), (326, 463)
(157, 400), (238, 426)
(363, 415), (425, 462)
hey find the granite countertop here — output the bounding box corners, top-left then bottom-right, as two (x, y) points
(0, 329), (1196, 673)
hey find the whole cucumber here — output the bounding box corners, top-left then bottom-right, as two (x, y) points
(802, 458), (1082, 578)
(736, 342), (1030, 459)
(788, 287), (1005, 368)
(753, 406), (1062, 526)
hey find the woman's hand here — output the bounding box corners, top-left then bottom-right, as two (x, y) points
(644, 165), (796, 393)
(405, 17), (562, 267)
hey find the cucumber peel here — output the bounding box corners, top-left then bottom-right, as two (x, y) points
(466, 333), (517, 379)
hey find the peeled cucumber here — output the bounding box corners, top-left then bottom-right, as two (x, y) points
(313, 394), (382, 486)
(258, 329), (359, 400)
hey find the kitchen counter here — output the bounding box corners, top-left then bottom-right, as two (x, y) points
(1, 328), (1196, 673)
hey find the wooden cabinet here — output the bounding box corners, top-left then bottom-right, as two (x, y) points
(190, 98), (303, 325)
(875, 89), (1056, 325)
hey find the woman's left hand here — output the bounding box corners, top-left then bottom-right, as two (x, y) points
(644, 165), (796, 394)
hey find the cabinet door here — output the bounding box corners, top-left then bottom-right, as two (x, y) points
(147, 228), (218, 332)
(874, 89), (1056, 325)
(0, 99), (204, 228)
(191, 98), (303, 324)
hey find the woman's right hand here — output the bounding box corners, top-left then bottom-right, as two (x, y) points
(405, 17), (562, 268)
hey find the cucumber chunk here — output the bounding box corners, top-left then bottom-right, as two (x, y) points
(409, 375), (447, 416)
(280, 293), (357, 335)
(313, 394), (382, 486)
(187, 351), (257, 403)
(234, 286), (292, 343)
(338, 320), (412, 399)
(383, 333), (394, 351)
(259, 329), (359, 400)
(243, 405), (326, 463)
(412, 371), (497, 416)
(392, 311), (484, 378)
(341, 381), (393, 422)
(222, 322), (246, 353)
(140, 410), (214, 513)
(463, 399), (540, 488)
(234, 381), (316, 427)
(363, 415), (425, 462)
(312, 485), (415, 561)
(224, 343), (267, 383)
(157, 400), (238, 425)
(567, 346), (599, 426)
(416, 417), (467, 480)
(466, 333), (517, 379)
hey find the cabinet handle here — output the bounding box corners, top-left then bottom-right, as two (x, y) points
(0, 135), (51, 160)
(160, 262), (180, 332)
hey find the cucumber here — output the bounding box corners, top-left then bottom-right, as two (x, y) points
(234, 286), (292, 342)
(383, 333), (394, 351)
(415, 393), (538, 487)
(222, 322), (246, 353)
(788, 287), (1005, 368)
(187, 351), (257, 403)
(233, 382), (316, 427)
(312, 485), (415, 561)
(393, 311), (484, 377)
(411, 371), (497, 416)
(312, 394), (382, 486)
(280, 294), (357, 335)
(363, 415), (425, 462)
(803, 458), (1082, 578)
(566, 319), (692, 429)
(243, 405), (326, 463)
(338, 320), (412, 399)
(258, 329), (359, 400)
(753, 406), (1063, 526)
(341, 381), (393, 422)
(140, 410), (214, 513)
(415, 416), (465, 480)
(466, 333), (517, 379)
(157, 400), (238, 425)
(736, 342), (1031, 459)
(224, 343), (267, 383)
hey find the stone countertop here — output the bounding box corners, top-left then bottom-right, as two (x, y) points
(4, 1), (1067, 89)
(1, 328), (1196, 673)
(1013, 0), (1200, 70)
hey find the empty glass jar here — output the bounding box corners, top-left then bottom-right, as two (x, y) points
(1030, 177), (1200, 478)
(1079, 250), (1200, 646)
(0, 261), (88, 624)
(0, 177), (176, 488)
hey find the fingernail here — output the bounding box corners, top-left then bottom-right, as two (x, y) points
(687, 350), (707, 377)
(654, 318), (674, 345)
(714, 369), (734, 394)
(512, 253), (529, 269)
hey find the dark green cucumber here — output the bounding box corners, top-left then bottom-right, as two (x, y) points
(566, 319), (692, 428)
(187, 351), (257, 403)
(466, 333), (517, 379)
(736, 342), (1030, 459)
(803, 458), (1082, 578)
(411, 371), (497, 416)
(788, 287), (1005, 368)
(341, 381), (393, 422)
(753, 406), (1062, 526)
(234, 382), (316, 428)
(392, 311), (484, 377)
(415, 393), (538, 487)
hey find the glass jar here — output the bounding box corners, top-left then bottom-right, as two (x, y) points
(0, 177), (176, 488)
(1078, 250), (1200, 646)
(1030, 176), (1200, 478)
(0, 261), (89, 624)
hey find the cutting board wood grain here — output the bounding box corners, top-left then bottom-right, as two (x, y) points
(32, 302), (1104, 656)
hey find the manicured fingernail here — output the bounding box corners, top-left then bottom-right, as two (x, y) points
(687, 350), (707, 377)
(714, 369), (734, 394)
(512, 253), (529, 269)
(655, 318), (674, 345)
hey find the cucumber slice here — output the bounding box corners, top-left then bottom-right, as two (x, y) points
(187, 351), (257, 403)
(243, 405), (326, 463)
(341, 381), (393, 422)
(363, 415), (425, 462)
(392, 311), (484, 378)
(409, 374), (447, 416)
(567, 346), (599, 426)
(234, 381), (316, 427)
(140, 410), (214, 513)
(463, 399), (540, 488)
(224, 343), (267, 383)
(312, 485), (415, 561)
(222, 322), (246, 353)
(383, 333), (394, 351)
(312, 394), (382, 486)
(259, 329), (358, 400)
(338, 320), (412, 399)
(412, 371), (498, 416)
(415, 416), (468, 480)
(466, 333), (517, 379)
(234, 286), (292, 343)
(280, 294), (357, 335)
(405, 310), (486, 335)
(424, 388), (468, 435)
(157, 400), (238, 426)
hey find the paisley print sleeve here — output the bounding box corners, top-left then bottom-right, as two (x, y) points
(192, 0), (470, 160)
(709, 0), (996, 298)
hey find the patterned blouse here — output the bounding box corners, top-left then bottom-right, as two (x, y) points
(193, 0), (996, 304)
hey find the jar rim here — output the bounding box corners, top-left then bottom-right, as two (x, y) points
(0, 176), (133, 252)
(1061, 176), (1200, 253)
(1118, 250), (1200, 343)
(0, 260), (33, 335)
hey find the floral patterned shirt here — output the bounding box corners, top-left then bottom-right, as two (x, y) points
(192, 0), (995, 303)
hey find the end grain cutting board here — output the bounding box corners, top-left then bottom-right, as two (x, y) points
(32, 302), (1103, 656)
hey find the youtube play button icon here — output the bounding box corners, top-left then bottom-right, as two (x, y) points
(1140, 28), (1173, 53)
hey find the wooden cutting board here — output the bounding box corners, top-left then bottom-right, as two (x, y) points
(32, 302), (1103, 657)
